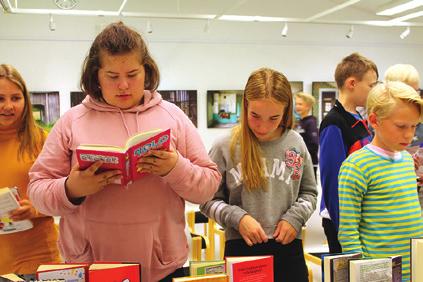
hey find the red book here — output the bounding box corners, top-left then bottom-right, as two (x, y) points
(226, 255), (273, 282)
(36, 263), (90, 282)
(76, 128), (171, 186)
(89, 263), (141, 282)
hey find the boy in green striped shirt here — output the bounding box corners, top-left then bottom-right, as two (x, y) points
(338, 81), (423, 281)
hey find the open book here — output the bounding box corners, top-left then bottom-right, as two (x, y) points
(0, 187), (33, 234)
(76, 128), (171, 186)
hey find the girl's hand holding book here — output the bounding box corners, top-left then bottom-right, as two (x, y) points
(9, 199), (37, 221)
(137, 148), (178, 176)
(65, 161), (122, 199)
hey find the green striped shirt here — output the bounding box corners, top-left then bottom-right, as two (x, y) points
(338, 146), (423, 281)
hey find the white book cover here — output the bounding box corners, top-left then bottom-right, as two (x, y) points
(0, 187), (33, 234)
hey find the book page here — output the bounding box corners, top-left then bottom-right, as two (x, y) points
(77, 144), (125, 153)
(0, 188), (19, 215)
(125, 128), (164, 148)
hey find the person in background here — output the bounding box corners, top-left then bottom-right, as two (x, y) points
(0, 64), (61, 278)
(294, 92), (319, 178)
(385, 63), (423, 212)
(319, 52), (378, 253)
(200, 68), (317, 282)
(27, 22), (221, 282)
(338, 81), (423, 280)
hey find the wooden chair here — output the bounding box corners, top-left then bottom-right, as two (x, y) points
(186, 210), (225, 261)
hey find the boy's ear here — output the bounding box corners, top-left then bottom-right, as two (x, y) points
(368, 112), (378, 128)
(344, 77), (356, 91)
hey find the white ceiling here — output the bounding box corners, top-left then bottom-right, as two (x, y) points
(1, 0), (423, 26)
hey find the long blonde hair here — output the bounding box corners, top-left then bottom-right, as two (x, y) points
(230, 68), (294, 191)
(0, 64), (45, 160)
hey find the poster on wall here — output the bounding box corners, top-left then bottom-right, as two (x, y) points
(207, 90), (243, 128)
(30, 91), (60, 130)
(70, 91), (86, 107)
(290, 81), (304, 95)
(159, 90), (198, 127)
(311, 81), (338, 123)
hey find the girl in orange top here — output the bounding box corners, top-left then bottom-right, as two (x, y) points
(0, 64), (60, 277)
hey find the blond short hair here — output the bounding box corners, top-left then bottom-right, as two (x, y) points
(384, 64), (420, 89)
(366, 81), (423, 121)
(296, 92), (316, 106)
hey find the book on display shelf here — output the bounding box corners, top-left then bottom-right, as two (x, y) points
(89, 262), (141, 282)
(36, 263), (89, 282)
(189, 260), (226, 276)
(322, 252), (362, 282)
(411, 237), (423, 282)
(226, 255), (273, 282)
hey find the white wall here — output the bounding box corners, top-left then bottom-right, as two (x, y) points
(2, 15), (423, 149)
(2, 12), (423, 258)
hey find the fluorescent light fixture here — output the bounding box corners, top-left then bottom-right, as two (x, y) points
(377, 0), (423, 16)
(281, 22), (288, 37)
(49, 14), (56, 31)
(400, 26), (410, 39)
(389, 10), (423, 23)
(218, 15), (286, 22)
(146, 20), (153, 34)
(346, 25), (354, 38)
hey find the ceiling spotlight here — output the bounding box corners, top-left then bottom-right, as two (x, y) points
(400, 26), (410, 39)
(49, 14), (56, 31)
(281, 22), (288, 37)
(346, 25), (354, 39)
(146, 20), (153, 34)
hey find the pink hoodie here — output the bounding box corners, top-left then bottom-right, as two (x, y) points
(28, 91), (221, 282)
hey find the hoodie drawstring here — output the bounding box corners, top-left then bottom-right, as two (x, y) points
(119, 110), (131, 138)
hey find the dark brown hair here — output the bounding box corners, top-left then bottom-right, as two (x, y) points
(0, 64), (45, 160)
(335, 52), (378, 89)
(80, 21), (160, 100)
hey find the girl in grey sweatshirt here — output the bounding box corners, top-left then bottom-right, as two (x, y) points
(200, 68), (318, 282)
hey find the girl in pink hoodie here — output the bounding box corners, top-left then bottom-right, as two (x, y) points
(28, 22), (221, 282)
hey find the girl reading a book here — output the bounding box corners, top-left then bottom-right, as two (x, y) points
(0, 64), (61, 277)
(28, 22), (221, 282)
(200, 68), (318, 282)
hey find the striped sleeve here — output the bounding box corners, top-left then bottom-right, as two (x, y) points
(338, 159), (367, 254)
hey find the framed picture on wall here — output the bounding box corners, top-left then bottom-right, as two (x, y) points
(290, 81), (304, 95)
(159, 90), (198, 127)
(311, 81), (338, 123)
(70, 91), (86, 107)
(207, 90), (243, 128)
(30, 91), (60, 129)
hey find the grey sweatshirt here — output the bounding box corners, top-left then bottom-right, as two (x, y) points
(200, 129), (318, 241)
